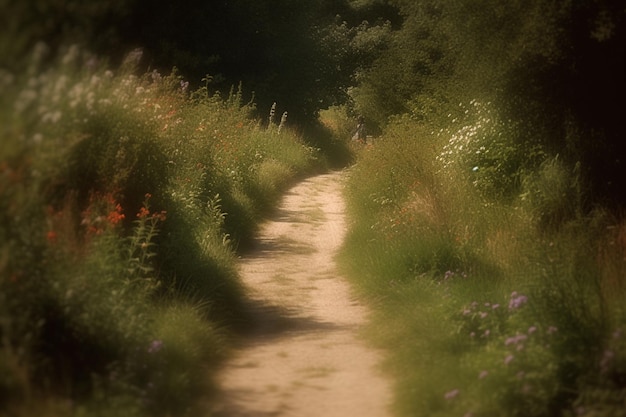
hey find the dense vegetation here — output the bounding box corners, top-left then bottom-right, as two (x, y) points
(0, 47), (324, 415)
(1, 0), (624, 416)
(334, 1), (625, 416)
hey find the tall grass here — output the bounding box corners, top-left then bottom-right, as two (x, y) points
(0, 45), (324, 415)
(339, 102), (626, 417)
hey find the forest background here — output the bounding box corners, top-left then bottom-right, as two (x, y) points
(1, 0), (625, 416)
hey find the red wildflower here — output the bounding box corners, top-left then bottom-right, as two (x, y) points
(107, 204), (125, 225)
(46, 230), (58, 244)
(157, 210), (167, 222)
(137, 206), (150, 219)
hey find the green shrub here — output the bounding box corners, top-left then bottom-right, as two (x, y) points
(341, 114), (626, 417)
(0, 45), (324, 415)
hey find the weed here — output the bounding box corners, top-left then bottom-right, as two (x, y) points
(341, 102), (626, 417)
(0, 44), (324, 415)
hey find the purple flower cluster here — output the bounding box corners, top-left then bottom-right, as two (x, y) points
(444, 388), (460, 400)
(443, 270), (468, 282)
(508, 291), (528, 310)
(148, 339), (164, 354)
(505, 333), (528, 348)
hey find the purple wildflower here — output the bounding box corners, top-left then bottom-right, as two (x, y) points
(479, 370), (489, 379)
(547, 326), (558, 335)
(508, 293), (528, 310)
(528, 326), (537, 335)
(444, 389), (460, 400)
(504, 354), (515, 365)
(148, 339), (164, 353)
(505, 333), (528, 346)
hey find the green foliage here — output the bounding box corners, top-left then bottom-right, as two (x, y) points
(341, 112), (626, 416)
(340, 2), (625, 414)
(353, 0), (625, 205)
(0, 46), (323, 415)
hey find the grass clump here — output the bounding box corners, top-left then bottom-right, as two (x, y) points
(0, 45), (324, 416)
(339, 102), (626, 417)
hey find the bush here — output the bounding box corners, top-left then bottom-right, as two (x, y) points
(0, 45), (324, 415)
(340, 114), (626, 417)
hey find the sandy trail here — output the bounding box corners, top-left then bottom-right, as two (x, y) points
(210, 171), (391, 417)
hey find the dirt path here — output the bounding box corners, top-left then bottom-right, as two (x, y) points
(210, 171), (391, 417)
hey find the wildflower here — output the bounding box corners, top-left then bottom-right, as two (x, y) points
(46, 230), (58, 244)
(107, 204), (125, 225)
(479, 312), (488, 319)
(479, 370), (489, 379)
(462, 309), (471, 316)
(505, 334), (527, 346)
(528, 326), (537, 335)
(444, 389), (460, 400)
(483, 329), (490, 337)
(508, 293), (528, 310)
(547, 326), (558, 335)
(137, 207), (150, 219)
(148, 340), (163, 353)
(492, 304), (500, 310)
(504, 354), (514, 365)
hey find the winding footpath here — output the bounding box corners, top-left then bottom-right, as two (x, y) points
(210, 171), (392, 417)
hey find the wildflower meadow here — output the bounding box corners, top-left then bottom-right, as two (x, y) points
(336, 102), (626, 417)
(0, 45), (325, 416)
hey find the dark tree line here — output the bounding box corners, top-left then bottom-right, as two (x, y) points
(1, 0), (396, 124)
(353, 0), (625, 207)
(2, 0), (624, 206)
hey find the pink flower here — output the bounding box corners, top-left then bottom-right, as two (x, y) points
(444, 389), (460, 400)
(148, 340), (164, 353)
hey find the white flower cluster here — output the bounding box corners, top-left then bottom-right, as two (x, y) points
(435, 100), (495, 172)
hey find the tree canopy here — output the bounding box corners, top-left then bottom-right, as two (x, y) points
(2, 0), (624, 204)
